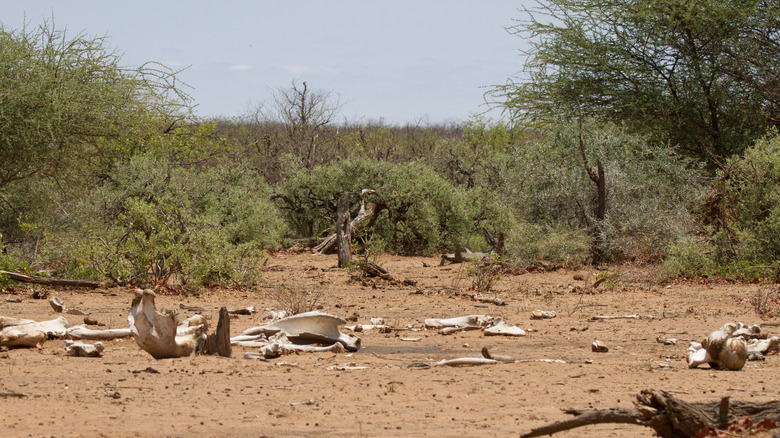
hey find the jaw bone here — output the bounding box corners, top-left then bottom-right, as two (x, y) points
(128, 290), (206, 359)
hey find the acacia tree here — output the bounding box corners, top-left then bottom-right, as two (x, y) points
(0, 21), (192, 254)
(493, 0), (779, 168)
(0, 22), (191, 193)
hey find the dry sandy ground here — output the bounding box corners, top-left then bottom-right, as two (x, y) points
(1, 253), (779, 437)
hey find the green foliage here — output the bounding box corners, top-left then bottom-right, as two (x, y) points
(496, 0), (778, 167)
(505, 222), (592, 268)
(276, 157), (509, 254)
(712, 131), (780, 265)
(662, 238), (715, 279)
(506, 120), (705, 263)
(74, 154), (285, 289)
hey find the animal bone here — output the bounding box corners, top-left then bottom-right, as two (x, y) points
(66, 325), (132, 340)
(435, 357), (497, 367)
(227, 306), (255, 315)
(747, 336), (780, 355)
(687, 323), (748, 370)
(589, 314), (639, 320)
(128, 289), (206, 359)
(424, 315), (494, 329)
(531, 310), (556, 319)
(0, 316), (71, 348)
(49, 296), (88, 315)
(0, 316), (35, 329)
(63, 340), (104, 357)
(484, 319), (526, 337)
(241, 311), (360, 352)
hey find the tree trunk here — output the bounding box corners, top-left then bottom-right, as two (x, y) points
(0, 270), (101, 289)
(314, 192), (384, 254)
(336, 193), (352, 268)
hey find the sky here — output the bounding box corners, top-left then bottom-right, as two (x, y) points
(2, 1), (532, 125)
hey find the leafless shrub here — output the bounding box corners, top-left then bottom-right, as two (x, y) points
(267, 281), (325, 315)
(751, 286), (780, 317)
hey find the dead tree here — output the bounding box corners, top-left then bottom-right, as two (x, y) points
(336, 192), (352, 268)
(576, 99), (607, 265)
(314, 189), (384, 255)
(522, 388), (780, 438)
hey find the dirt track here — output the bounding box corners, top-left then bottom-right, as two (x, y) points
(1, 253), (778, 437)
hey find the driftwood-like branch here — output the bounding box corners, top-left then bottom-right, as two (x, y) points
(314, 190), (384, 254)
(0, 270), (101, 288)
(521, 389), (780, 438)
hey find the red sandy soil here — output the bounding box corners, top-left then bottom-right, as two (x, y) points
(1, 253), (779, 437)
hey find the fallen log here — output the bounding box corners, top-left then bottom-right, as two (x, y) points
(0, 270), (100, 289)
(521, 388), (780, 438)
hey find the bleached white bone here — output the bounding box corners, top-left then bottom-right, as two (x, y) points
(424, 315), (494, 329)
(484, 319), (526, 337)
(63, 340), (104, 357)
(241, 311), (360, 352)
(0, 327), (47, 347)
(66, 325), (132, 340)
(0, 316), (71, 348)
(128, 289), (205, 359)
(747, 336), (780, 355)
(0, 316), (35, 329)
(435, 357), (497, 366)
(687, 323), (747, 370)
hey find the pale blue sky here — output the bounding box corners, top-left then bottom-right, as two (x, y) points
(2, 1), (531, 124)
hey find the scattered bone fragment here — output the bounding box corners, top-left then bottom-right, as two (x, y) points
(591, 341), (609, 353)
(484, 319), (526, 337)
(0, 327), (47, 348)
(424, 315), (495, 329)
(747, 336), (780, 356)
(439, 325), (483, 335)
(531, 310), (556, 319)
(687, 322), (748, 370)
(656, 337), (678, 346)
(0, 316), (35, 329)
(0, 316), (71, 348)
(369, 317), (385, 325)
(290, 398), (316, 406)
(4, 296), (21, 303)
(179, 304), (206, 313)
(227, 306), (255, 315)
(589, 314), (639, 321)
(0, 390), (27, 398)
(66, 325), (132, 340)
(49, 296), (87, 315)
(230, 333), (267, 344)
(515, 358), (570, 364)
(467, 294), (506, 306)
(400, 337), (421, 342)
(128, 289), (206, 359)
(435, 357), (497, 367)
(63, 340), (104, 357)
(481, 346), (514, 362)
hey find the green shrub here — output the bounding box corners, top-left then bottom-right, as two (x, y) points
(662, 238), (715, 279)
(73, 154), (285, 289)
(506, 120), (705, 263)
(717, 131), (780, 263)
(276, 157), (508, 254)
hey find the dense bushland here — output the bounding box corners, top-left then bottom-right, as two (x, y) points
(1, 5), (779, 290)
